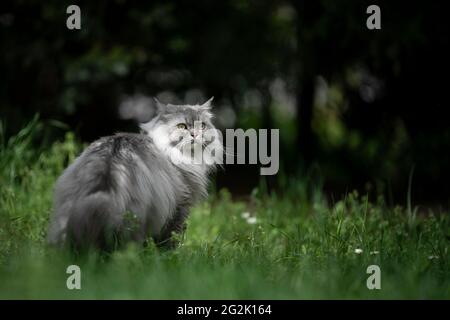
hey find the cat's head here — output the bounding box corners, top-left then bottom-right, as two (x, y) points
(140, 97), (223, 168)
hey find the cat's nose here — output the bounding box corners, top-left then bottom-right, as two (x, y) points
(190, 130), (198, 138)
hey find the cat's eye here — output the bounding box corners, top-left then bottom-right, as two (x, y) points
(177, 123), (187, 130)
(201, 122), (206, 130)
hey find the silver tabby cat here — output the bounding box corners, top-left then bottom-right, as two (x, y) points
(47, 97), (221, 250)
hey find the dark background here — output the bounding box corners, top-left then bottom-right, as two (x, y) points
(1, 1), (449, 207)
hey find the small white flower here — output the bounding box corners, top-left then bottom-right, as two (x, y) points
(370, 251), (379, 255)
(246, 216), (258, 224)
(354, 248), (363, 254)
(241, 212), (251, 219)
(428, 255), (439, 260)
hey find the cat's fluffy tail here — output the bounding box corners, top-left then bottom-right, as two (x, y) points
(49, 192), (124, 251)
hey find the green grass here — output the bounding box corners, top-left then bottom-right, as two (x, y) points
(0, 119), (449, 299)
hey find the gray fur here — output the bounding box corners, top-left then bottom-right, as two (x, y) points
(47, 98), (221, 250)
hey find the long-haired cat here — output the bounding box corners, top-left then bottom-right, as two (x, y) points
(47, 97), (222, 250)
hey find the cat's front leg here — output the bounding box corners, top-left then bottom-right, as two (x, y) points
(155, 207), (189, 249)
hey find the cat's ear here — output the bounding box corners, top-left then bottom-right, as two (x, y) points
(153, 97), (166, 112)
(200, 96), (214, 110)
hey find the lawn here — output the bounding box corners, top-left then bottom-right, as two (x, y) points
(0, 119), (449, 299)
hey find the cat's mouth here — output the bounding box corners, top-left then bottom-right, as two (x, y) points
(177, 136), (205, 146)
(188, 139), (206, 149)
(173, 138), (201, 150)
(172, 133), (215, 154)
